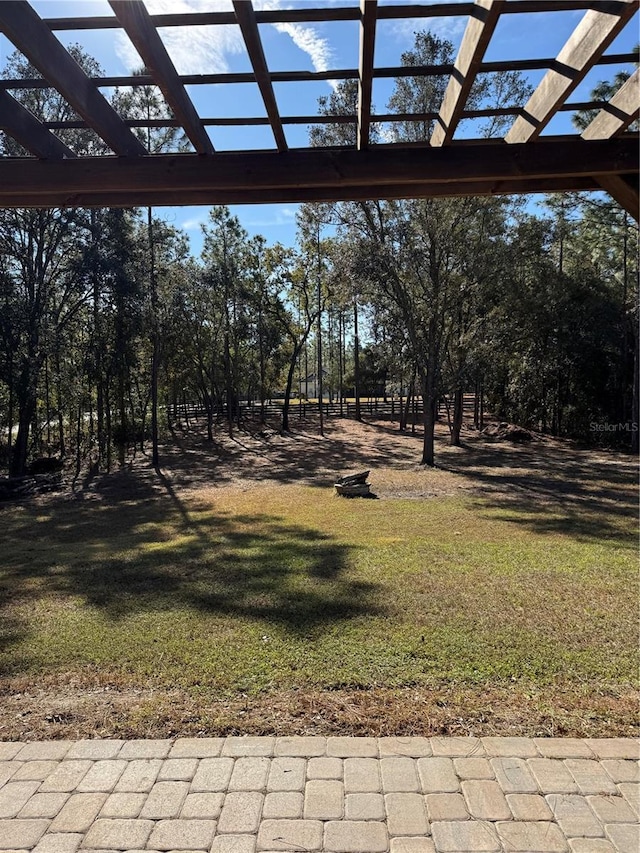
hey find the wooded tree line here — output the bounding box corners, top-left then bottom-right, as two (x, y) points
(1, 35), (637, 476)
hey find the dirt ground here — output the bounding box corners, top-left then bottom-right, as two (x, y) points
(1, 412), (638, 741)
(81, 410), (637, 511)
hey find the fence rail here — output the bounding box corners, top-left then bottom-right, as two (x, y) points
(171, 394), (478, 424)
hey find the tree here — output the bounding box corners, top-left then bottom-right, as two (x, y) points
(0, 47), (105, 475)
(314, 32), (529, 464)
(113, 69), (189, 467)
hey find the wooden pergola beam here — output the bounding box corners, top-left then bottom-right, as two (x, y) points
(432, 0), (504, 146)
(357, 0), (377, 151)
(0, 90), (76, 159)
(506, 0), (639, 143)
(0, 176), (605, 209)
(596, 174), (639, 217)
(0, 138), (633, 203)
(108, 0), (214, 155)
(232, 0), (287, 152)
(582, 68), (640, 139)
(0, 0), (147, 157)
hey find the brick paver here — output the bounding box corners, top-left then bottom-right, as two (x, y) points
(266, 757), (305, 792)
(304, 779), (344, 819)
(546, 793), (605, 838)
(381, 757), (420, 793)
(461, 779), (511, 820)
(417, 757), (459, 793)
(344, 757), (381, 792)
(80, 817), (154, 849)
(431, 820), (500, 851)
(324, 819), (388, 851)
(146, 818), (217, 850)
(139, 781), (190, 819)
(385, 792), (429, 836)
(496, 820), (569, 851)
(217, 791), (264, 834)
(490, 756), (537, 793)
(49, 793), (107, 832)
(262, 790), (303, 819)
(529, 758), (580, 793)
(0, 736), (636, 851)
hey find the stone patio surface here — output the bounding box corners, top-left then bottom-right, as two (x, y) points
(0, 737), (637, 852)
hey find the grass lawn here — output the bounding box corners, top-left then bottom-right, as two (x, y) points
(1, 422), (637, 740)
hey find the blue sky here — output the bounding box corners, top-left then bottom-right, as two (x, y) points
(2, 0), (638, 253)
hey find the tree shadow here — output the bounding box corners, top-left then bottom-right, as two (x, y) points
(434, 434), (637, 546)
(149, 415), (419, 490)
(0, 471), (383, 677)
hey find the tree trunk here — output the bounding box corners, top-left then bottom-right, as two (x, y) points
(632, 329), (639, 454)
(353, 299), (361, 421)
(10, 396), (35, 477)
(118, 369), (126, 467)
(148, 206), (160, 469)
(450, 388), (463, 446)
(421, 368), (437, 467)
(282, 343), (301, 433)
(105, 380), (112, 473)
(317, 274), (324, 437)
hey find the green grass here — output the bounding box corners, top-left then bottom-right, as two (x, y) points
(1, 484), (637, 700)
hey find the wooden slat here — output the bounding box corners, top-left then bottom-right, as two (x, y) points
(232, 0), (287, 152)
(42, 2), (623, 31)
(0, 139), (633, 201)
(597, 173), (639, 217)
(506, 0), (639, 143)
(432, 0), (504, 146)
(2, 53), (636, 92)
(0, 0), (147, 157)
(0, 90), (76, 159)
(357, 0), (377, 150)
(108, 0), (214, 154)
(582, 68), (640, 139)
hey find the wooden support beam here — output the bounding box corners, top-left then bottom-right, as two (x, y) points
(357, 0), (377, 150)
(232, 0), (287, 152)
(582, 68), (640, 139)
(0, 0), (147, 157)
(108, 0), (214, 154)
(506, 0), (639, 143)
(432, 0), (504, 146)
(0, 90), (76, 159)
(597, 174), (639, 218)
(0, 176), (603, 209)
(0, 138), (633, 208)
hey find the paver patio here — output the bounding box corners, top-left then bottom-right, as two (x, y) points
(0, 737), (637, 852)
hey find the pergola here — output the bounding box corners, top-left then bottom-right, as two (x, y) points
(0, 0), (638, 216)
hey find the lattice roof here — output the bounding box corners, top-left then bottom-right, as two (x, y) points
(0, 0), (637, 215)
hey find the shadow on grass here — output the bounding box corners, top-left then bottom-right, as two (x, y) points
(432, 435), (636, 547)
(0, 471), (383, 675)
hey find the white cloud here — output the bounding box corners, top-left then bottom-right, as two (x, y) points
(384, 0), (469, 49)
(240, 204), (298, 228)
(115, 0), (244, 75)
(271, 21), (334, 74)
(180, 212), (210, 230)
(115, 0), (335, 86)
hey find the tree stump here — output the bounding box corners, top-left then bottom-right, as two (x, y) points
(334, 470), (371, 497)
